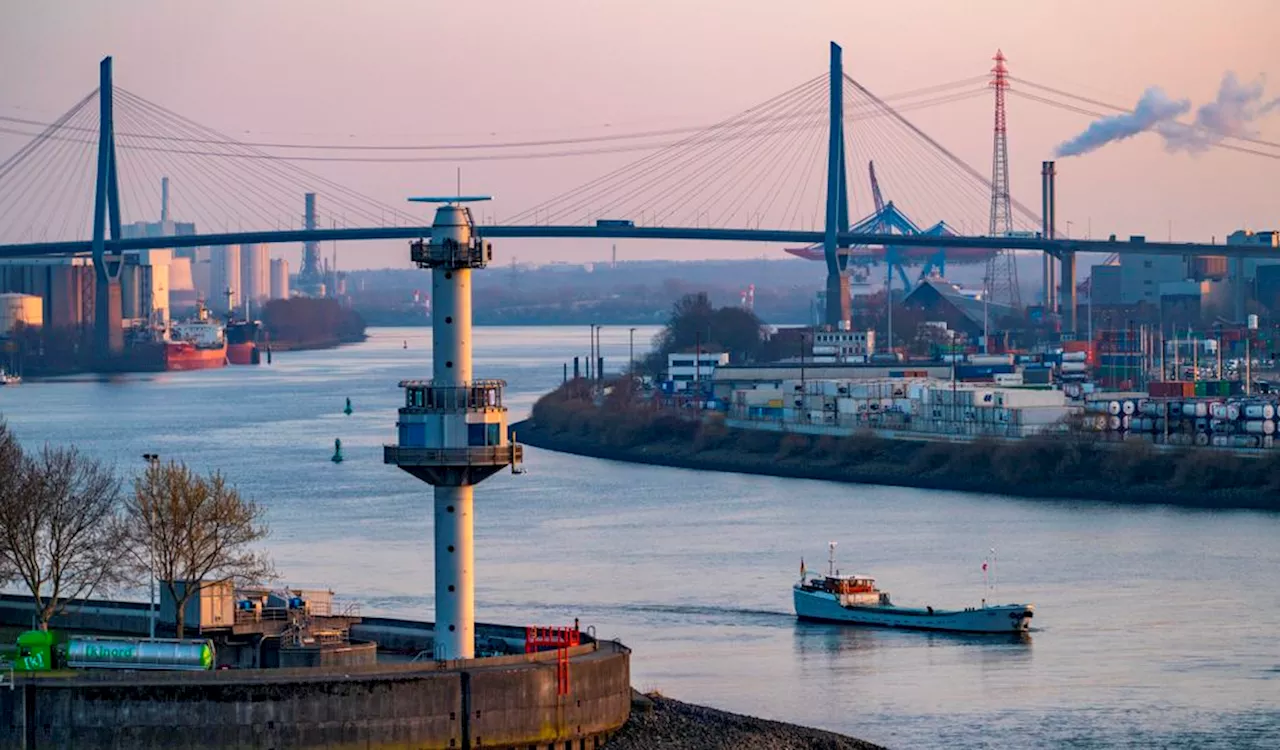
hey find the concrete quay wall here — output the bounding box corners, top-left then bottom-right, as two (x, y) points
(1, 641), (631, 749)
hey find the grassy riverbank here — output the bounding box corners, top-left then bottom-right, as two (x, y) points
(520, 383), (1280, 511)
(604, 692), (884, 750)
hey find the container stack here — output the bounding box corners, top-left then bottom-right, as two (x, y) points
(1095, 330), (1145, 390)
(1081, 391), (1280, 448)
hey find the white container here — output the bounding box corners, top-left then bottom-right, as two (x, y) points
(1108, 401), (1122, 416)
(1227, 403), (1241, 421)
(1061, 351), (1087, 362)
(1060, 361), (1089, 374)
(970, 354), (1015, 366)
(1244, 420), (1274, 435)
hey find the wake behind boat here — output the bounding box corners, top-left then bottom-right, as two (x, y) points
(793, 543), (1034, 634)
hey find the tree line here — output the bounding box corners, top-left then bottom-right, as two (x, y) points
(0, 419), (273, 637)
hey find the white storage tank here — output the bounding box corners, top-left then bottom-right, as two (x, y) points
(0, 293), (44, 335)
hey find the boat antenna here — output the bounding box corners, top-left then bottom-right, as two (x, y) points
(991, 547), (997, 600)
(827, 541), (837, 577)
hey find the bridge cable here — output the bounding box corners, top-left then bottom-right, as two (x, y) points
(506, 74), (825, 223)
(644, 79), (826, 226)
(117, 90), (391, 229)
(537, 76), (825, 225)
(846, 73), (1042, 226)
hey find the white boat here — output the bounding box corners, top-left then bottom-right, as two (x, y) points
(793, 543), (1034, 634)
(0, 369), (20, 386)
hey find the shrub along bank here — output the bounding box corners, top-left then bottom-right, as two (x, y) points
(522, 382), (1280, 511)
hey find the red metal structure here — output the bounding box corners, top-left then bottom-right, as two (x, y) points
(525, 625), (581, 695)
(986, 50), (1021, 309)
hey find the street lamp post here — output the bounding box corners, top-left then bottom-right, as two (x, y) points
(587, 325), (595, 381)
(141, 453), (160, 640)
(629, 327), (637, 380)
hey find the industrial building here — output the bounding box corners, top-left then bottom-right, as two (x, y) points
(667, 351), (729, 391)
(208, 245), (241, 314)
(0, 257), (95, 329)
(270, 258), (290, 301)
(727, 377), (1075, 438)
(240, 243), (270, 309)
(811, 328), (877, 362)
(901, 278), (1015, 342)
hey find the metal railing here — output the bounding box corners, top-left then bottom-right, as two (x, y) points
(233, 600), (362, 624)
(400, 380), (506, 410)
(384, 445), (522, 466)
(410, 237), (491, 269)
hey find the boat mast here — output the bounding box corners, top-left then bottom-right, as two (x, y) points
(828, 541), (837, 577)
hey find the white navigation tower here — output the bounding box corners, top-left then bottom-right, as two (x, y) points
(385, 196), (521, 660)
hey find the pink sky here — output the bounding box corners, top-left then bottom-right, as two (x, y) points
(2, 0), (1277, 270)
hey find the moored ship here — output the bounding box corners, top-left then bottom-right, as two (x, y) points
(166, 306), (227, 371)
(225, 318), (262, 365)
(794, 543), (1034, 634)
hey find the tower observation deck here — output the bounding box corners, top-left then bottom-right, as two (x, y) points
(384, 197), (522, 660)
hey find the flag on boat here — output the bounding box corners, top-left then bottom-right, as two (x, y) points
(800, 558), (806, 578)
(982, 561), (988, 571)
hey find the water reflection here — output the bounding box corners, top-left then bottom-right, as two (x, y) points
(794, 620), (1033, 660)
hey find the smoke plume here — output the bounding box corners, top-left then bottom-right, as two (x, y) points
(1054, 87), (1189, 157)
(1157, 72), (1280, 152)
(1056, 72), (1280, 158)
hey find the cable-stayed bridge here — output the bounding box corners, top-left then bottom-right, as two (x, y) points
(0, 44), (1275, 359)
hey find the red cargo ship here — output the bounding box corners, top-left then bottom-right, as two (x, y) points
(225, 319), (261, 365)
(167, 307), (227, 371)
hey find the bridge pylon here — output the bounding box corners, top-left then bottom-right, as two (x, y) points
(823, 42), (852, 329)
(384, 196), (522, 661)
(92, 57), (124, 360)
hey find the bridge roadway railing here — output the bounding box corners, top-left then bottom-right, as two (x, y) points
(1, 224), (1272, 260)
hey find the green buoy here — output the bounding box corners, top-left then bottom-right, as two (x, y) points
(344, 397), (353, 415)
(331, 438), (344, 463)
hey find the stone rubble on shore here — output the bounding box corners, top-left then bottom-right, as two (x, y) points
(602, 691), (886, 750)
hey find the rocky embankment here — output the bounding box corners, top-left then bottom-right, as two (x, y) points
(518, 382), (1280, 512)
(603, 692), (884, 750)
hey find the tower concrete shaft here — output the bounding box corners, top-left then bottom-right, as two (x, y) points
(385, 200), (520, 661)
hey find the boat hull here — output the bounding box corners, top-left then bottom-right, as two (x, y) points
(164, 343), (227, 371)
(226, 342), (259, 365)
(794, 587), (1032, 634)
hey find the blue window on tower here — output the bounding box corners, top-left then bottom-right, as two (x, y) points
(467, 423), (501, 446)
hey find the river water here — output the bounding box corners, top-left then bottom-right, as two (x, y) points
(1, 326), (1277, 749)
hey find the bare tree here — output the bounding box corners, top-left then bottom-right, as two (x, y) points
(126, 461), (273, 637)
(0, 419), (22, 587)
(0, 442), (127, 629)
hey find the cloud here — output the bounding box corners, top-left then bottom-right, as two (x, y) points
(1054, 87), (1189, 157)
